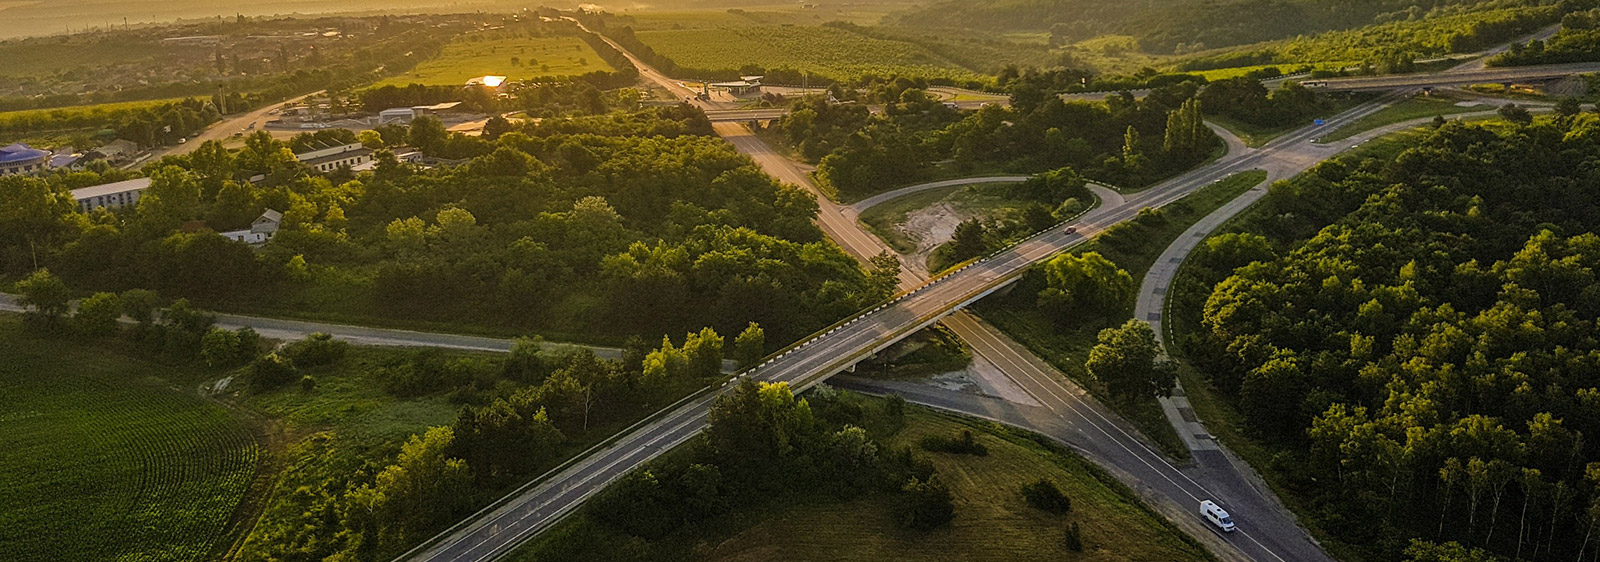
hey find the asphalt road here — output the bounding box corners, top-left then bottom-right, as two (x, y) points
(1310, 60), (1600, 91)
(138, 91), (324, 164)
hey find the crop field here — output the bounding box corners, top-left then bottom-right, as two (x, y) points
(0, 318), (261, 562)
(374, 34), (614, 87)
(702, 408), (1210, 561)
(636, 25), (987, 83)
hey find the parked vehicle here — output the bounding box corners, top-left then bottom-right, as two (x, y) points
(1200, 500), (1235, 532)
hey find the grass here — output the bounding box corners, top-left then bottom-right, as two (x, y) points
(635, 25), (987, 83)
(374, 35), (613, 87)
(972, 170), (1270, 461)
(1210, 96), (1367, 148)
(510, 399), (1212, 562)
(703, 408), (1212, 561)
(1319, 94), (1489, 142)
(0, 316), (262, 562)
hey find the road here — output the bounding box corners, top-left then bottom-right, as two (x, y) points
(139, 91), (324, 164)
(1308, 60), (1600, 91)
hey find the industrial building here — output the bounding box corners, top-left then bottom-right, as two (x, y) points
(295, 142), (374, 173)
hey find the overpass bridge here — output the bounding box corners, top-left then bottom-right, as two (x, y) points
(1304, 61), (1600, 91)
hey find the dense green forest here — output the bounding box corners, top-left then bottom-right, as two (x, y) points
(888, 0), (1561, 54)
(0, 107), (894, 345)
(1171, 113), (1600, 559)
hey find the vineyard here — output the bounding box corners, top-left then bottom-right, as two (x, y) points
(375, 34), (614, 87)
(0, 320), (261, 562)
(634, 25), (988, 83)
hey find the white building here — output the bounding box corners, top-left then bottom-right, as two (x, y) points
(220, 209), (283, 246)
(71, 177), (152, 212)
(295, 142), (373, 173)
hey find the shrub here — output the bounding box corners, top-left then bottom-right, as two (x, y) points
(283, 332), (348, 368)
(1020, 478), (1073, 513)
(1064, 521), (1084, 551)
(250, 353), (297, 392)
(299, 375), (317, 391)
(897, 475), (955, 530)
(920, 429), (988, 456)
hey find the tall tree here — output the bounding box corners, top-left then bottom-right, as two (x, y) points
(1084, 319), (1175, 403)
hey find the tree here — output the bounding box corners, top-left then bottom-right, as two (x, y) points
(1084, 319), (1176, 403)
(119, 289), (161, 326)
(682, 327), (724, 377)
(408, 115), (449, 154)
(733, 322), (765, 368)
(74, 292), (121, 337)
(949, 219), (988, 262)
(482, 115), (514, 140)
(201, 328), (243, 367)
(1401, 540), (1498, 562)
(249, 353), (296, 392)
(349, 426), (474, 550)
(1556, 97), (1582, 117)
(642, 335), (690, 386)
(1037, 252), (1134, 315)
(1064, 521), (1084, 552)
(14, 268), (69, 323)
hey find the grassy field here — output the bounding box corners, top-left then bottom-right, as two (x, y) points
(1319, 94), (1489, 142)
(1210, 95), (1367, 148)
(702, 408), (1211, 561)
(973, 170), (1270, 460)
(375, 34), (613, 87)
(636, 25), (986, 83)
(0, 317), (262, 562)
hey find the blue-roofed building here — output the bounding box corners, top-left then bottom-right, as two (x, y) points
(0, 143), (51, 176)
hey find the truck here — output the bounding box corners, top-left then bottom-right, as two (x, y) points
(1200, 499), (1235, 532)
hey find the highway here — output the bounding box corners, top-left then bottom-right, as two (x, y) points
(402, 93), (1413, 562)
(1307, 60), (1600, 91)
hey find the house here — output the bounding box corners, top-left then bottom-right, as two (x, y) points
(0, 143), (51, 176)
(294, 142), (373, 173)
(70, 177), (152, 211)
(88, 139), (139, 163)
(220, 209), (283, 246)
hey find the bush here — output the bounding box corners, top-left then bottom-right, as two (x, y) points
(897, 475), (955, 530)
(1064, 521), (1084, 551)
(920, 429), (988, 456)
(250, 353), (297, 392)
(299, 375), (317, 391)
(1020, 478), (1073, 513)
(283, 332), (348, 368)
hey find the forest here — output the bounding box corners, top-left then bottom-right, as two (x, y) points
(0, 106), (895, 347)
(1491, 6), (1600, 65)
(765, 78), (1219, 201)
(1172, 111), (1600, 559)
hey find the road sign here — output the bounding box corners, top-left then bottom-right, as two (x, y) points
(1313, 119), (1325, 125)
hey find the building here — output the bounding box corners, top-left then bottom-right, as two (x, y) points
(709, 76), (763, 98)
(295, 142), (373, 173)
(0, 143), (51, 176)
(89, 139), (140, 163)
(220, 209), (283, 246)
(71, 177), (152, 211)
(377, 101), (465, 125)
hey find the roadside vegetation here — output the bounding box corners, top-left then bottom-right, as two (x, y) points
(972, 170), (1269, 459)
(509, 390), (1211, 562)
(5, 267), (760, 562)
(1166, 114), (1600, 560)
(1318, 93), (1488, 142)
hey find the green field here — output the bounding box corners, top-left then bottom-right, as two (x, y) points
(636, 25), (987, 83)
(701, 407), (1210, 561)
(0, 317), (262, 562)
(375, 35), (614, 87)
(974, 170), (1269, 460)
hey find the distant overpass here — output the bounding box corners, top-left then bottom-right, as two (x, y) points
(1304, 61), (1600, 91)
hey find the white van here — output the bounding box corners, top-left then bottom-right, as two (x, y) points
(1200, 499), (1236, 532)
